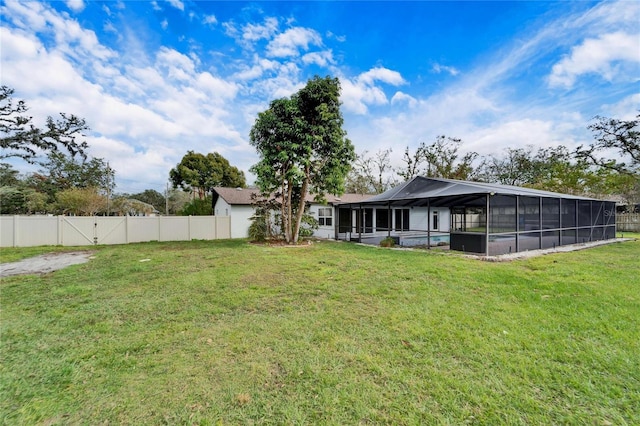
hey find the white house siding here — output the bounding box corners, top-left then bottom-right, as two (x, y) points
(214, 198), (254, 239)
(214, 197), (232, 217)
(308, 204), (336, 239)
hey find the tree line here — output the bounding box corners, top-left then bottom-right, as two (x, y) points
(345, 117), (639, 206)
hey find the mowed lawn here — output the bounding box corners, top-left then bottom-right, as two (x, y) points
(1, 237), (639, 425)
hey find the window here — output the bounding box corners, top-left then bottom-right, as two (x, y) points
(376, 208), (390, 230)
(338, 208), (351, 233)
(318, 207), (332, 226)
(432, 210), (439, 230)
(395, 209), (410, 231)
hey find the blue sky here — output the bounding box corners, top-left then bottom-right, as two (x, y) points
(1, 0), (638, 194)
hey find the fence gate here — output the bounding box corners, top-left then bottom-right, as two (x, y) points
(61, 217), (99, 246)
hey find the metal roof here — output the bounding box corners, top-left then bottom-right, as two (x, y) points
(338, 176), (603, 207)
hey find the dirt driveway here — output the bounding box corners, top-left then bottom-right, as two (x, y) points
(0, 251), (94, 278)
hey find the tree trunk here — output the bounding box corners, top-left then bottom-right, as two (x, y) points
(281, 181), (290, 243)
(292, 174), (309, 244)
(286, 183), (293, 242)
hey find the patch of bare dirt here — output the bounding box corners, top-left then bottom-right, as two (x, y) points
(0, 251), (95, 277)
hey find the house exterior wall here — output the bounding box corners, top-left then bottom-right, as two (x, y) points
(214, 197), (232, 217)
(308, 204), (336, 239)
(214, 198), (255, 238)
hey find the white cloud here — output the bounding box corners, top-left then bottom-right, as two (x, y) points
(167, 0), (184, 12)
(233, 56), (279, 81)
(339, 67), (406, 114)
(390, 91), (417, 107)
(203, 15), (217, 26)
(358, 67), (405, 86)
(549, 32), (640, 88)
(326, 31), (346, 42)
(161, 19), (168, 30)
(242, 17), (279, 42)
(432, 63), (460, 76)
(600, 93), (640, 120)
(65, 0), (85, 12)
(1, 1), (250, 193)
(3, 1), (114, 61)
(301, 50), (335, 67)
(266, 27), (322, 57)
(467, 119), (563, 155)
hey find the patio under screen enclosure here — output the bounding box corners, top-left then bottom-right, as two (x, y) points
(334, 177), (616, 256)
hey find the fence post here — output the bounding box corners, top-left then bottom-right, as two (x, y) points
(13, 215), (18, 247)
(126, 215), (130, 244)
(58, 216), (63, 245)
(188, 215), (192, 241)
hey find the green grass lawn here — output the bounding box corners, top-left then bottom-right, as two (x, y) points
(1, 237), (639, 425)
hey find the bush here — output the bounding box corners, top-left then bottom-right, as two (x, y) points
(248, 214), (268, 242)
(380, 237), (395, 248)
(298, 213), (319, 238)
(180, 197), (212, 215)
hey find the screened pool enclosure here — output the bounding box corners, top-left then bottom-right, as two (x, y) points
(335, 177), (616, 256)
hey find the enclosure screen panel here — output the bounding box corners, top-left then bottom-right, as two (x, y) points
(519, 232), (540, 251)
(605, 226), (615, 239)
(561, 199), (576, 228)
(541, 231), (560, 249)
(578, 201), (591, 227)
(562, 229), (577, 245)
(338, 208), (351, 233)
(542, 198), (560, 229)
(488, 234), (516, 256)
(519, 196), (540, 231)
(490, 195), (516, 233)
(591, 202), (605, 226)
(604, 202), (616, 225)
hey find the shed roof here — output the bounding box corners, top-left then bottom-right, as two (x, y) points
(339, 176), (604, 207)
(213, 187), (373, 206)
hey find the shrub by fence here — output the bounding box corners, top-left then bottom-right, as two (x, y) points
(617, 213), (640, 232)
(0, 215), (231, 247)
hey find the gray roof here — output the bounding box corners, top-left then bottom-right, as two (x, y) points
(213, 187), (261, 205)
(213, 187), (373, 206)
(339, 176), (606, 207)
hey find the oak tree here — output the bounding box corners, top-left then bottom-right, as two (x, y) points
(169, 151), (246, 199)
(1, 86), (89, 163)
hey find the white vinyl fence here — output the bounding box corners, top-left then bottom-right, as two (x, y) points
(0, 215), (231, 247)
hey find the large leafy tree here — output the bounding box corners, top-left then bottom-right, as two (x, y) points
(129, 189), (166, 213)
(577, 114), (639, 177)
(1, 86), (89, 163)
(250, 76), (355, 243)
(28, 151), (114, 205)
(169, 151), (246, 199)
(55, 187), (106, 216)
